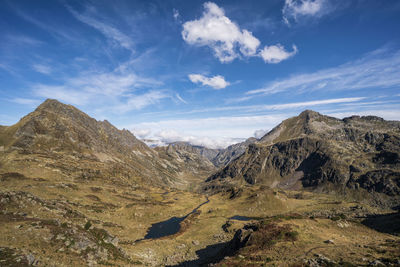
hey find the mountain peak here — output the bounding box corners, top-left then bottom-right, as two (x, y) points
(37, 98), (68, 109)
(298, 109), (322, 120)
(36, 99), (81, 115)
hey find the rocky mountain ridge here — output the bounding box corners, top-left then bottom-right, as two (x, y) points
(205, 110), (400, 206)
(0, 99), (208, 188)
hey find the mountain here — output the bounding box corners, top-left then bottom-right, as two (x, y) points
(0, 99), (203, 188)
(154, 142), (218, 189)
(205, 110), (400, 205)
(211, 137), (257, 167)
(164, 141), (221, 162)
(1, 103), (400, 266)
(153, 139), (257, 171)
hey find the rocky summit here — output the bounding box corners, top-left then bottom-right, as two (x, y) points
(1, 100), (399, 266)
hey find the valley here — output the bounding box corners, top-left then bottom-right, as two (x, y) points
(0, 99), (399, 266)
(1, 172), (399, 266)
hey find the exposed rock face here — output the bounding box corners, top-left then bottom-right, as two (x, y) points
(154, 138), (258, 174)
(0, 99), (205, 188)
(161, 141), (220, 162)
(212, 137), (257, 167)
(204, 110), (400, 201)
(154, 139), (258, 169)
(154, 142), (217, 179)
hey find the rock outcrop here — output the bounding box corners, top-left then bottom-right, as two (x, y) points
(212, 137), (257, 167)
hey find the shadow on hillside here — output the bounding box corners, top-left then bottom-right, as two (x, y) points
(362, 212), (400, 235)
(170, 240), (236, 267)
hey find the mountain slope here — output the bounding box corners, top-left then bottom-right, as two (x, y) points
(205, 110), (400, 204)
(0, 99), (202, 188)
(154, 142), (218, 189)
(159, 142), (220, 162)
(212, 137), (257, 167)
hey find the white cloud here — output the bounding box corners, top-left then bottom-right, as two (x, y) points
(182, 2), (260, 62)
(247, 48), (400, 96)
(32, 64), (52, 75)
(254, 129), (268, 139)
(127, 114), (288, 149)
(260, 44), (298, 63)
(153, 129), (243, 149)
(132, 128), (151, 139)
(67, 5), (134, 51)
(188, 74), (230, 89)
(283, 0), (331, 24)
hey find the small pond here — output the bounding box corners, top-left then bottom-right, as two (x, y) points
(143, 197), (209, 240)
(229, 215), (255, 221)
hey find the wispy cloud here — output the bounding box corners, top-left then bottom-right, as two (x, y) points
(114, 90), (169, 113)
(283, 0), (333, 25)
(172, 97), (366, 115)
(246, 48), (400, 97)
(33, 85), (91, 106)
(188, 74), (230, 89)
(173, 8), (180, 22)
(6, 35), (44, 46)
(31, 59), (170, 112)
(67, 5), (134, 51)
(175, 93), (187, 104)
(32, 64), (52, 75)
(0, 63), (18, 75)
(9, 98), (41, 107)
(13, 7), (78, 42)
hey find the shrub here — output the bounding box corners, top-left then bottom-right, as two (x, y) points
(84, 221), (92, 230)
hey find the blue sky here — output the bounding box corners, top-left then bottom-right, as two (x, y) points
(1, 0), (400, 148)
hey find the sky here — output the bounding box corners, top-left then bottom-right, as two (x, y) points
(1, 0), (400, 148)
